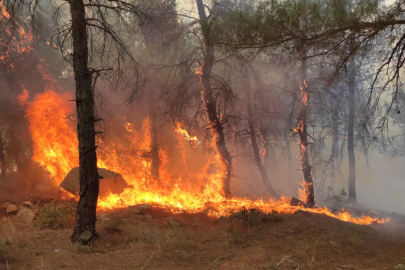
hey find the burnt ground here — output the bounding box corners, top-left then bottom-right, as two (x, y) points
(1, 197), (405, 270)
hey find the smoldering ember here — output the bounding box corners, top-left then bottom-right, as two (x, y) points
(1, 0), (405, 269)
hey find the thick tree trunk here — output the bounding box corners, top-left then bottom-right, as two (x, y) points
(348, 57), (356, 203)
(149, 92), (159, 180)
(245, 72), (277, 196)
(70, 0), (100, 245)
(296, 52), (315, 207)
(196, 0), (231, 198)
(0, 133), (6, 179)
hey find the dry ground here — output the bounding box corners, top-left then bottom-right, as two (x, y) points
(1, 199), (405, 270)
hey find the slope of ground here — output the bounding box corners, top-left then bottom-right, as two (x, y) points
(1, 200), (405, 270)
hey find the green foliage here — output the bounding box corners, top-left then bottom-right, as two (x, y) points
(211, 0), (388, 51)
(36, 202), (74, 230)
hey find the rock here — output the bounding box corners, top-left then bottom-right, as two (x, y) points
(97, 214), (111, 223)
(3, 202), (11, 209)
(54, 249), (62, 253)
(128, 204), (152, 214)
(98, 214), (109, 220)
(60, 167), (132, 197)
(79, 230), (93, 242)
(229, 210), (245, 220)
(216, 216), (228, 223)
(16, 207), (35, 224)
(169, 217), (180, 228)
(294, 209), (303, 214)
(204, 207), (215, 215)
(395, 264), (405, 270)
(22, 201), (33, 208)
(290, 197), (308, 208)
(6, 204), (18, 213)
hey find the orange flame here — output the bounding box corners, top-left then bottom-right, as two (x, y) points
(175, 123), (201, 145)
(0, 1), (10, 19)
(17, 87), (29, 105)
(22, 70), (390, 225)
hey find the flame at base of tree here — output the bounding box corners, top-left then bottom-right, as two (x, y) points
(23, 85), (389, 225)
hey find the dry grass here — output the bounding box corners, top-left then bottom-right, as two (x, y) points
(0, 203), (404, 270)
(35, 201), (76, 230)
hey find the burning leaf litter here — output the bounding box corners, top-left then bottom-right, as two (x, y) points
(22, 86), (389, 226)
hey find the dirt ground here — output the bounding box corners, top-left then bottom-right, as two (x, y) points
(1, 199), (405, 270)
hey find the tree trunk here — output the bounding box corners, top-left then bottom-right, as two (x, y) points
(70, 0), (100, 245)
(149, 91), (159, 181)
(330, 98), (339, 185)
(196, 0), (231, 198)
(245, 71), (277, 197)
(140, 23), (160, 182)
(347, 56), (356, 203)
(283, 101), (293, 177)
(296, 52), (315, 207)
(0, 133), (6, 179)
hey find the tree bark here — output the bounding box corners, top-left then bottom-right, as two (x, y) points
(140, 22), (160, 182)
(196, 0), (231, 198)
(347, 56), (356, 203)
(296, 51), (315, 207)
(70, 0), (100, 245)
(283, 101), (293, 178)
(149, 91), (159, 181)
(0, 133), (6, 179)
(330, 98), (339, 185)
(245, 71), (277, 196)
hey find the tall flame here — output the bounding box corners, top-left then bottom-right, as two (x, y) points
(22, 72), (389, 225)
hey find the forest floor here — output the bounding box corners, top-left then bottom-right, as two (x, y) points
(1, 196), (405, 270)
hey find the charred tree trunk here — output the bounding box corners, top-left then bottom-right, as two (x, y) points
(296, 52), (315, 207)
(70, 0), (100, 245)
(347, 56), (356, 203)
(0, 133), (6, 179)
(259, 129), (271, 168)
(245, 72), (277, 197)
(196, 0), (231, 198)
(140, 24), (160, 182)
(149, 91), (159, 181)
(283, 101), (293, 175)
(330, 98), (339, 184)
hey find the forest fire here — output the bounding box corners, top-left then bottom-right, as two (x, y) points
(22, 82), (389, 225)
(0, 10), (389, 226)
(175, 123), (201, 145)
(3, 0), (405, 266)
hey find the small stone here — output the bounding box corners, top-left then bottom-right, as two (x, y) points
(6, 204), (18, 214)
(294, 209), (303, 214)
(216, 216), (228, 223)
(3, 202), (11, 209)
(290, 197), (308, 207)
(98, 214), (109, 221)
(22, 201), (33, 208)
(16, 207), (35, 224)
(54, 249), (62, 253)
(128, 204), (152, 214)
(204, 207), (215, 215)
(395, 264), (405, 270)
(169, 217), (180, 228)
(79, 230), (92, 241)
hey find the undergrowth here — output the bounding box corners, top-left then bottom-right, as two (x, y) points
(36, 201), (75, 230)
